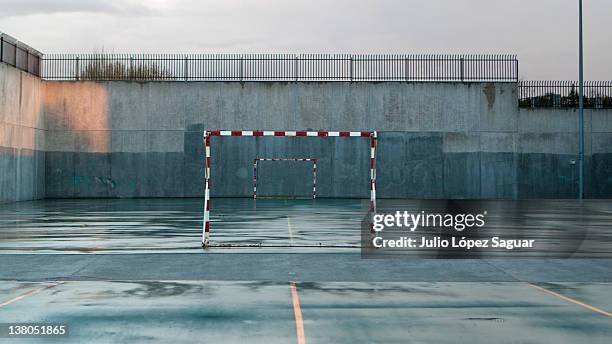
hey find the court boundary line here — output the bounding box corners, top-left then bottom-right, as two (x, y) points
(290, 281), (306, 344)
(287, 217), (295, 246)
(528, 283), (612, 317)
(205, 244), (360, 248)
(0, 282), (64, 308)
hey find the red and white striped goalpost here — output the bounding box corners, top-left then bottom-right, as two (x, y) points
(253, 158), (317, 199)
(202, 130), (377, 247)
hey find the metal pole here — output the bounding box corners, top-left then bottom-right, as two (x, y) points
(253, 159), (258, 199)
(578, 0), (585, 200)
(312, 159), (317, 199)
(202, 131), (211, 247)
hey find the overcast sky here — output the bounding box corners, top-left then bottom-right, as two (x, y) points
(0, 0), (610, 80)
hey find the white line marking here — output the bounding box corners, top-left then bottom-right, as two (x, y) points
(287, 217), (294, 246)
(0, 282), (64, 308)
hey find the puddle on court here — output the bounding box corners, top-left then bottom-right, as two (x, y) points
(0, 198), (367, 253)
(2, 198), (612, 255)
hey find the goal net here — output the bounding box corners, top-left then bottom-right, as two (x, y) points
(253, 158), (317, 199)
(202, 130), (377, 247)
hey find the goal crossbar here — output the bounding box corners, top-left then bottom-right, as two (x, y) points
(253, 158), (317, 199)
(202, 130), (378, 247)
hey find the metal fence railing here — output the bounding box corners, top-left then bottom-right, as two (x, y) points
(519, 80), (612, 109)
(41, 54), (518, 82)
(0, 33), (41, 76)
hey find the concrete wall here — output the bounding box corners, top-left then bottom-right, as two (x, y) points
(0, 62), (45, 203)
(518, 108), (612, 198)
(40, 81), (612, 199)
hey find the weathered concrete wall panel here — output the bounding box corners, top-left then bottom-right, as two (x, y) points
(256, 161), (314, 198)
(444, 153), (481, 198)
(589, 154), (612, 198)
(0, 63), (45, 203)
(480, 152), (518, 199)
(36, 80), (612, 199)
(45, 151), (74, 198)
(518, 153), (578, 198)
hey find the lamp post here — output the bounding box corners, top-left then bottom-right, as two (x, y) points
(578, 0), (585, 200)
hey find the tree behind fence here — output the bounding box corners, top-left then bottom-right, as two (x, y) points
(519, 81), (612, 109)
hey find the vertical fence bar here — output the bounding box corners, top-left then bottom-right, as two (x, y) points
(240, 55), (243, 82)
(404, 55), (408, 81)
(184, 55), (188, 81)
(75, 56), (79, 80)
(129, 56), (134, 80)
(294, 55), (298, 81)
(515, 57), (519, 82)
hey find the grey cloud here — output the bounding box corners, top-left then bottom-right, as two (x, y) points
(0, 0), (610, 79)
(0, 0), (157, 17)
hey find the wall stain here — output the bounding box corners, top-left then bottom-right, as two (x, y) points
(483, 83), (496, 109)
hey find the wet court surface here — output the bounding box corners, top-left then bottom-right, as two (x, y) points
(0, 281), (610, 343)
(0, 199), (611, 343)
(1, 198), (612, 254)
(0, 198), (366, 253)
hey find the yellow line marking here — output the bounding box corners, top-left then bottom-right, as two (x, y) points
(290, 281), (306, 344)
(528, 283), (612, 317)
(0, 282), (64, 308)
(287, 216), (294, 245)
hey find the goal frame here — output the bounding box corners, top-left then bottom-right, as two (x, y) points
(253, 158), (317, 199)
(202, 130), (377, 248)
